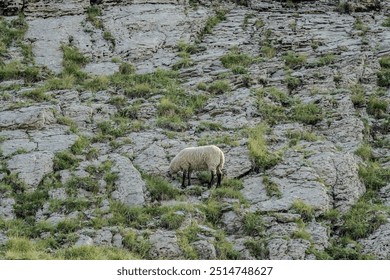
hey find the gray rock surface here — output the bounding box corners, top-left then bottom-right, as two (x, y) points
(360, 223), (390, 259)
(192, 240), (217, 260)
(0, 197), (15, 220)
(268, 238), (311, 260)
(109, 154), (146, 206)
(7, 152), (54, 189)
(0, 105), (57, 130)
(1, 0), (390, 260)
(149, 230), (184, 259)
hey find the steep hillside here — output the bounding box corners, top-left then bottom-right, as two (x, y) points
(0, 0), (390, 259)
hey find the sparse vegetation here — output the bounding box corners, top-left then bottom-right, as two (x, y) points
(1, 0), (390, 262)
(377, 56), (390, 87)
(283, 51), (307, 69)
(220, 47), (257, 74)
(291, 199), (315, 222)
(247, 123), (282, 171)
(292, 103), (323, 125)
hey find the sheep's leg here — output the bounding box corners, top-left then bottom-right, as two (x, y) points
(209, 171), (214, 188)
(181, 170), (186, 188)
(188, 169), (192, 186)
(217, 173), (222, 187)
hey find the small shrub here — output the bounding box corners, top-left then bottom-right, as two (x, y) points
(350, 84), (366, 107)
(22, 88), (50, 102)
(214, 231), (241, 259)
(86, 5), (103, 29)
(354, 18), (369, 35)
(201, 199), (223, 225)
(198, 9), (228, 40)
(70, 136), (90, 155)
(118, 62), (136, 75)
(3, 237), (52, 260)
(285, 72), (301, 91)
(82, 76), (110, 92)
(377, 56), (390, 87)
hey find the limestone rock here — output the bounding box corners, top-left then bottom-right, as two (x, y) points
(7, 152), (54, 189)
(0, 106), (57, 130)
(0, 197), (15, 220)
(360, 223), (390, 259)
(224, 145), (252, 178)
(268, 238), (311, 260)
(30, 126), (79, 153)
(0, 0), (24, 16)
(24, 0), (90, 18)
(108, 154), (145, 206)
(94, 229), (113, 246)
(133, 143), (170, 175)
(75, 235), (94, 247)
(192, 240), (217, 260)
(149, 230), (183, 259)
(0, 130), (37, 157)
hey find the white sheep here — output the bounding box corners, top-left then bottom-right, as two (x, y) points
(168, 145), (225, 188)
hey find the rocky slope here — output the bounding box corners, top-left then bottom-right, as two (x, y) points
(0, 0), (389, 259)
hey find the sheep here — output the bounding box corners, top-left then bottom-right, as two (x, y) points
(168, 145), (225, 188)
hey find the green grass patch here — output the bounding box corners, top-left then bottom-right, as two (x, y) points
(358, 161), (390, 191)
(122, 230), (151, 258)
(242, 212), (265, 236)
(367, 96), (388, 118)
(340, 190), (389, 240)
(377, 56), (390, 87)
(247, 123), (282, 171)
(86, 5), (104, 29)
(382, 16), (390, 27)
(283, 51), (307, 69)
(143, 174), (180, 201)
(316, 53), (335, 67)
(263, 175), (282, 198)
(208, 79), (231, 95)
(291, 199), (314, 222)
(220, 47), (256, 74)
(198, 9), (228, 41)
(292, 103), (323, 125)
(53, 150), (79, 171)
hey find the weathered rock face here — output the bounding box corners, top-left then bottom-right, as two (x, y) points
(149, 230), (184, 259)
(7, 151), (54, 189)
(0, 0), (24, 16)
(0, 105), (57, 130)
(24, 0), (90, 18)
(1, 0), (390, 261)
(109, 154), (146, 206)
